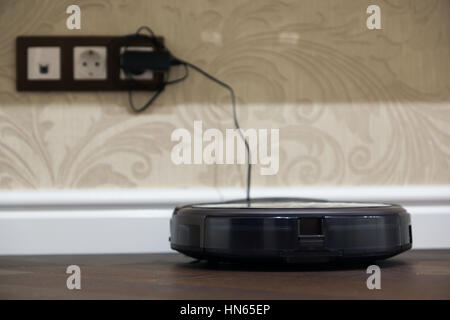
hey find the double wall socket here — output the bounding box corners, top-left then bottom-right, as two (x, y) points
(17, 36), (165, 91)
(27, 46), (108, 81)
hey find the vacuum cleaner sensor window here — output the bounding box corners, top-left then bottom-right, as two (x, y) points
(170, 198), (412, 264)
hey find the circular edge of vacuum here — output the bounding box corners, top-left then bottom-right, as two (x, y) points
(169, 198), (412, 264)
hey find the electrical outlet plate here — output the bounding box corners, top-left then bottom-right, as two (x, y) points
(74, 46), (107, 80)
(16, 36), (165, 91)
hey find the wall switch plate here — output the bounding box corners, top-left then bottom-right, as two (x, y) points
(27, 47), (61, 80)
(16, 36), (165, 91)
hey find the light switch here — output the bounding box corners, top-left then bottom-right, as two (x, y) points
(27, 47), (61, 80)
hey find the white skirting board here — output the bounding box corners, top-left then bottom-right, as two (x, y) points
(0, 185), (449, 255)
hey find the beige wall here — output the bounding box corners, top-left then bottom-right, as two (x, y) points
(0, 0), (449, 190)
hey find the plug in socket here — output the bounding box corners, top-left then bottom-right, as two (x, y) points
(120, 46), (154, 80)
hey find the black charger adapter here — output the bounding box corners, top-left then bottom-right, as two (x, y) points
(121, 50), (172, 75)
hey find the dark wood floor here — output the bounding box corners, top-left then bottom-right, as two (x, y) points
(0, 250), (449, 299)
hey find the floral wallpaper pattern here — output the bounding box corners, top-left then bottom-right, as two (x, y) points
(0, 0), (449, 190)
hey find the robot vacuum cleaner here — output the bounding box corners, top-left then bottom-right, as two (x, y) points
(170, 198), (412, 264)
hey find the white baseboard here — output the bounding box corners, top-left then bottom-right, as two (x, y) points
(0, 185), (449, 255)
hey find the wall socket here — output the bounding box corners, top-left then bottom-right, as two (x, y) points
(74, 46), (107, 80)
(17, 36), (165, 91)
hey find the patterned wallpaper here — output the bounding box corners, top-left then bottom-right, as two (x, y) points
(0, 0), (449, 190)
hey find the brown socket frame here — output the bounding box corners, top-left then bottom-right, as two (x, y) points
(16, 36), (165, 91)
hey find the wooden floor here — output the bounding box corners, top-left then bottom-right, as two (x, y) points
(0, 250), (449, 299)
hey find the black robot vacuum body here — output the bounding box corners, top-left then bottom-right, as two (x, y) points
(170, 198), (412, 264)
